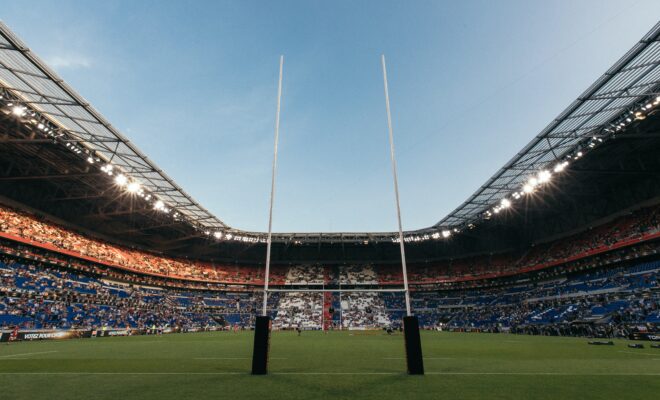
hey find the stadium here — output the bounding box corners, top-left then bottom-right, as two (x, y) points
(0, 4), (660, 400)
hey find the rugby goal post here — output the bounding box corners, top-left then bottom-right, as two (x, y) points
(251, 55), (424, 375)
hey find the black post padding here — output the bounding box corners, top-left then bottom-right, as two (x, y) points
(403, 316), (424, 375)
(251, 316), (271, 375)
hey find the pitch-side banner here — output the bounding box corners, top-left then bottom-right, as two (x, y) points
(630, 332), (660, 341)
(0, 329), (92, 342)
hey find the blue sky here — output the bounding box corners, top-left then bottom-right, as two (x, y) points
(2, 1), (660, 232)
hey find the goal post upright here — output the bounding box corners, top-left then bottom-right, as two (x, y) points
(252, 55), (284, 375)
(381, 54), (424, 375)
(262, 54), (284, 318)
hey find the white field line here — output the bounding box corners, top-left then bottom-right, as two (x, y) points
(617, 351), (657, 356)
(383, 357), (454, 360)
(0, 372), (658, 376)
(194, 357), (288, 360)
(0, 351), (59, 358)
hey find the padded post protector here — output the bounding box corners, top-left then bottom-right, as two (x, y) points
(403, 316), (424, 375)
(251, 316), (271, 375)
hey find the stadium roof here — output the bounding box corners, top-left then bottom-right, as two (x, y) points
(0, 20), (660, 245)
(436, 21), (660, 229)
(0, 21), (228, 232)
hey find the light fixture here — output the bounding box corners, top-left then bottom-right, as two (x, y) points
(114, 174), (128, 186)
(126, 181), (141, 193)
(500, 198), (511, 208)
(538, 170), (552, 184)
(12, 106), (26, 117)
(554, 161), (568, 173)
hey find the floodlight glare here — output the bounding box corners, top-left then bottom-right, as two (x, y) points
(501, 198), (511, 208)
(523, 184), (534, 194)
(538, 170), (552, 183)
(114, 174), (128, 186)
(12, 106), (26, 117)
(126, 181), (141, 193)
(441, 230), (451, 238)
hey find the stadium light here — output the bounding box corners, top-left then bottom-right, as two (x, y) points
(11, 105), (26, 117)
(126, 181), (141, 194)
(528, 177), (539, 187)
(523, 184), (534, 194)
(213, 231), (222, 239)
(554, 161), (568, 173)
(115, 174), (128, 186)
(101, 164), (113, 174)
(500, 198), (511, 208)
(538, 170), (552, 184)
(154, 200), (165, 210)
(441, 230), (451, 238)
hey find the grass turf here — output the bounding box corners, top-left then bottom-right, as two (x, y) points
(0, 331), (658, 399)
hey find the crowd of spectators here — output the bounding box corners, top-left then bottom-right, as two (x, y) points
(407, 260), (659, 337)
(0, 205), (263, 284)
(1, 203), (659, 285)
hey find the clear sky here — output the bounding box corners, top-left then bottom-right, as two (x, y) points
(2, 1), (659, 232)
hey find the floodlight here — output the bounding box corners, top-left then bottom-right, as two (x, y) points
(441, 230), (451, 238)
(126, 181), (141, 193)
(115, 174), (128, 186)
(538, 170), (551, 183)
(12, 106), (26, 116)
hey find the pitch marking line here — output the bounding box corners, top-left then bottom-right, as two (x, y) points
(617, 351), (656, 356)
(0, 351), (59, 359)
(383, 357), (454, 360)
(194, 357), (288, 360)
(0, 372), (658, 376)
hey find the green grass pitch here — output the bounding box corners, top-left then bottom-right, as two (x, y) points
(0, 331), (658, 399)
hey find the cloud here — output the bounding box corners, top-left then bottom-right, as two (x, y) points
(45, 54), (92, 70)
